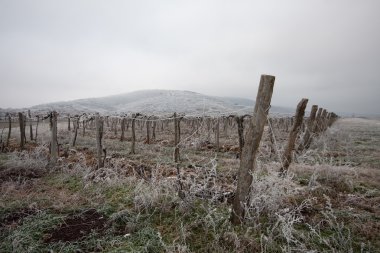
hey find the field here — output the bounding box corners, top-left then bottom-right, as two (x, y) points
(0, 116), (379, 252)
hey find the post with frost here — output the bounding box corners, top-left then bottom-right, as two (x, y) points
(18, 112), (26, 149)
(6, 114), (11, 147)
(95, 113), (104, 169)
(230, 75), (275, 225)
(174, 112), (180, 163)
(28, 110), (33, 141)
(280, 98), (308, 176)
(71, 116), (79, 147)
(49, 111), (58, 166)
(298, 104), (318, 151)
(215, 117), (220, 152)
(120, 117), (126, 141)
(67, 114), (71, 131)
(130, 114), (136, 154)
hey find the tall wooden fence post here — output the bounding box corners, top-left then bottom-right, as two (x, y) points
(95, 113), (104, 169)
(174, 113), (180, 163)
(131, 114), (136, 154)
(50, 111), (58, 166)
(280, 99), (308, 175)
(18, 112), (26, 149)
(35, 115), (39, 141)
(6, 114), (11, 147)
(120, 117), (126, 141)
(146, 117), (151, 144)
(230, 74), (275, 225)
(71, 116), (79, 147)
(299, 105), (318, 151)
(215, 118), (220, 152)
(68, 115), (71, 131)
(28, 110), (33, 141)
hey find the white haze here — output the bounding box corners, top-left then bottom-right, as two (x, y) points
(0, 0), (379, 115)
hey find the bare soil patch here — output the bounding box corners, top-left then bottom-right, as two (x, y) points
(44, 209), (107, 243)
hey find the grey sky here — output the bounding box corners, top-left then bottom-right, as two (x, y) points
(0, 0), (379, 114)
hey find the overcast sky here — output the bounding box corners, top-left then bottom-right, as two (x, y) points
(0, 0), (379, 114)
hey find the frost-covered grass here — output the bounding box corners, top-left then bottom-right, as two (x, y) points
(1, 118), (379, 252)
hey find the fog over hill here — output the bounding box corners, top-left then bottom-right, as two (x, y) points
(2, 90), (294, 116)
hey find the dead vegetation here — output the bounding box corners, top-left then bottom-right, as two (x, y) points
(0, 113), (379, 252)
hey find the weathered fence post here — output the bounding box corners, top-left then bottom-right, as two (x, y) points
(280, 99), (308, 176)
(35, 115), (39, 141)
(267, 117), (277, 157)
(215, 117), (220, 152)
(68, 115), (71, 131)
(18, 112), (26, 149)
(146, 117), (151, 144)
(6, 114), (11, 147)
(234, 115), (249, 157)
(28, 110), (33, 141)
(174, 112), (180, 163)
(152, 120), (157, 141)
(131, 114), (136, 154)
(49, 111), (58, 166)
(82, 119), (86, 137)
(120, 117), (126, 141)
(320, 109), (328, 132)
(71, 116), (79, 147)
(299, 104), (318, 151)
(95, 113), (104, 169)
(230, 75), (275, 225)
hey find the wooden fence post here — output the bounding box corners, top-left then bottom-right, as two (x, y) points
(215, 117), (220, 152)
(267, 117), (277, 157)
(313, 108), (323, 133)
(120, 117), (126, 141)
(131, 114), (136, 154)
(146, 117), (151, 144)
(95, 113), (104, 169)
(6, 114), (11, 147)
(28, 110), (33, 141)
(174, 112), (180, 163)
(230, 74), (275, 225)
(82, 119), (86, 137)
(71, 116), (79, 147)
(280, 99), (308, 175)
(50, 111), (58, 166)
(152, 119), (157, 141)
(299, 104), (318, 151)
(68, 115), (71, 131)
(18, 112), (26, 149)
(35, 115), (39, 141)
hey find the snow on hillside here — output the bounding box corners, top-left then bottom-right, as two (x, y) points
(2, 90), (294, 116)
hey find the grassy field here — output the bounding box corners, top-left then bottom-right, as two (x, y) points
(0, 117), (379, 252)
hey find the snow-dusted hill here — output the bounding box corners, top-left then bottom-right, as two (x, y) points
(4, 90), (294, 116)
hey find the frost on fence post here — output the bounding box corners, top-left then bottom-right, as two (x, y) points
(280, 98), (308, 176)
(313, 107), (323, 133)
(230, 74), (275, 225)
(320, 109), (328, 132)
(35, 115), (39, 141)
(299, 104), (318, 152)
(71, 116), (79, 147)
(49, 111), (58, 166)
(146, 116), (151, 144)
(6, 113), (11, 147)
(28, 110), (33, 141)
(120, 117), (126, 142)
(18, 112), (26, 149)
(215, 117), (220, 152)
(174, 112), (180, 163)
(130, 114), (136, 154)
(67, 114), (71, 131)
(95, 113), (104, 169)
